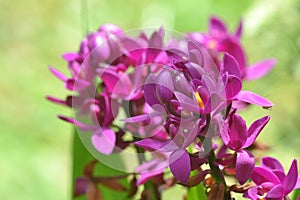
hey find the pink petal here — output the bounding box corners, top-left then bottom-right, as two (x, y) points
(243, 116), (270, 148)
(234, 91), (274, 108)
(49, 66), (67, 82)
(227, 114), (248, 150)
(244, 59), (276, 80)
(169, 149), (191, 183)
(57, 115), (96, 131)
(221, 53), (241, 78)
(62, 52), (78, 61)
(209, 16), (227, 37)
(236, 150), (255, 184)
(252, 167), (281, 185)
(265, 184), (284, 200)
(234, 20), (243, 39)
(92, 128), (116, 155)
(225, 75), (242, 100)
(261, 157), (284, 172)
(46, 96), (67, 106)
(283, 159), (298, 195)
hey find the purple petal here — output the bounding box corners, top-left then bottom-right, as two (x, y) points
(219, 39), (246, 76)
(244, 59), (276, 80)
(221, 53), (241, 78)
(234, 91), (274, 108)
(156, 70), (174, 103)
(65, 78), (90, 91)
(136, 159), (167, 186)
(174, 92), (199, 112)
(49, 66), (67, 82)
(99, 24), (123, 35)
(137, 168), (164, 186)
(252, 167), (281, 185)
(295, 177), (300, 189)
(57, 115), (97, 131)
(46, 96), (67, 106)
(92, 128), (116, 155)
(149, 30), (163, 48)
(144, 74), (161, 106)
(283, 159), (298, 195)
(244, 186), (258, 199)
(243, 116), (270, 148)
(62, 52), (78, 61)
(209, 16), (227, 37)
(134, 138), (178, 152)
(122, 113), (152, 123)
(165, 48), (188, 64)
(261, 157), (284, 172)
(235, 20), (243, 39)
(228, 113), (248, 150)
(236, 150), (255, 185)
(169, 149), (191, 183)
(265, 184), (284, 200)
(273, 170), (286, 183)
(225, 75), (242, 100)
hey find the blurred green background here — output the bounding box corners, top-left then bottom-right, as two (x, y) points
(1, 0), (300, 199)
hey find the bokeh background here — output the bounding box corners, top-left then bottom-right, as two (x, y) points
(1, 0), (300, 199)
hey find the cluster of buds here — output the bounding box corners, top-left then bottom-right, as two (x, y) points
(48, 17), (300, 199)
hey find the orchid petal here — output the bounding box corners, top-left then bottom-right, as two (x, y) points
(265, 184), (284, 200)
(235, 20), (243, 39)
(134, 138), (178, 152)
(169, 149), (191, 183)
(209, 17), (227, 36)
(252, 167), (281, 185)
(57, 115), (97, 131)
(244, 59), (276, 80)
(92, 128), (116, 155)
(243, 116), (270, 148)
(219, 39), (246, 76)
(221, 53), (241, 78)
(234, 91), (274, 108)
(228, 113), (248, 150)
(156, 70), (174, 103)
(261, 157), (284, 172)
(225, 75), (242, 100)
(236, 150), (255, 185)
(49, 66), (67, 82)
(283, 159), (298, 195)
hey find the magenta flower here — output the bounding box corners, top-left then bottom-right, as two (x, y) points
(134, 120), (204, 183)
(245, 157), (300, 200)
(220, 112), (270, 184)
(189, 16), (276, 80)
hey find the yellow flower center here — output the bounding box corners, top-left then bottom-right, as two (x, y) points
(194, 92), (204, 109)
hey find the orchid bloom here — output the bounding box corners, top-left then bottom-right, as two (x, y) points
(245, 157), (300, 200)
(220, 112), (270, 184)
(189, 16), (276, 80)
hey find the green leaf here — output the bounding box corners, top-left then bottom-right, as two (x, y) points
(72, 128), (129, 200)
(187, 184), (207, 200)
(293, 189), (300, 200)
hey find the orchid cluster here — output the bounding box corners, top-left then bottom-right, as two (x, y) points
(48, 17), (300, 199)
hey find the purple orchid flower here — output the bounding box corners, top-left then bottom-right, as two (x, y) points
(134, 119), (204, 183)
(58, 93), (119, 155)
(188, 16), (276, 80)
(245, 157), (300, 200)
(220, 112), (270, 184)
